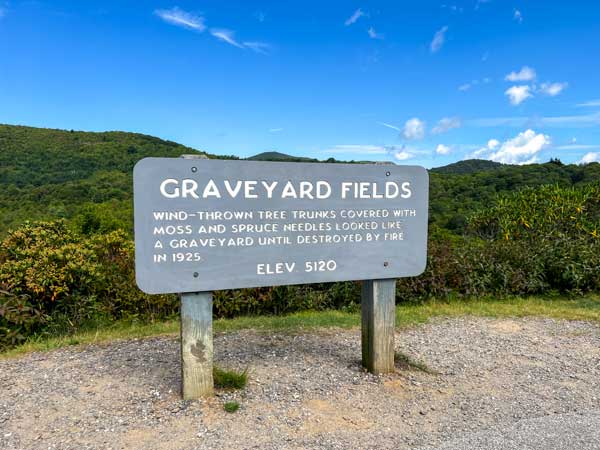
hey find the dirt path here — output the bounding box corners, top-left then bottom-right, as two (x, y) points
(1, 317), (599, 450)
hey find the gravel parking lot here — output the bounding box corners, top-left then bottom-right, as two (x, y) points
(1, 317), (599, 450)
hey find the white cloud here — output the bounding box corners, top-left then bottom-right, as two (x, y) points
(577, 99), (600, 107)
(403, 118), (426, 140)
(487, 139), (500, 150)
(469, 148), (488, 158)
(505, 85), (533, 105)
(436, 144), (451, 155)
(155, 8), (269, 54)
(344, 8), (365, 26)
(367, 27), (383, 39)
(467, 139), (499, 159)
(513, 9), (523, 23)
(432, 117), (461, 134)
(154, 7), (206, 32)
(323, 144), (423, 162)
(459, 77), (490, 92)
(268, 128), (283, 133)
(210, 28), (244, 48)
(505, 66), (536, 82)
(243, 41), (270, 54)
(539, 82), (568, 96)
(579, 152), (600, 164)
(394, 149), (415, 161)
(472, 129), (550, 165)
(377, 122), (401, 132)
(430, 26), (448, 53)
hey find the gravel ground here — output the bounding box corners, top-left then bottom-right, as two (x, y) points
(1, 317), (599, 450)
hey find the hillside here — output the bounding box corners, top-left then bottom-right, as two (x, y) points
(429, 159), (600, 231)
(248, 151), (318, 162)
(0, 125), (228, 233)
(0, 124), (599, 235)
(430, 159), (503, 174)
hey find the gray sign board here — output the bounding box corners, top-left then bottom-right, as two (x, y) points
(133, 158), (429, 294)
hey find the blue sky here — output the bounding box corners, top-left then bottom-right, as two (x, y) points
(0, 0), (599, 168)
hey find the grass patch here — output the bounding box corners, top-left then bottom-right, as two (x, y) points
(396, 295), (600, 326)
(214, 309), (360, 333)
(213, 366), (248, 390)
(2, 294), (600, 359)
(223, 401), (240, 413)
(0, 319), (181, 359)
(394, 351), (438, 375)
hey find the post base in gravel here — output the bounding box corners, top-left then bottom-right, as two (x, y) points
(361, 279), (396, 374)
(180, 292), (214, 399)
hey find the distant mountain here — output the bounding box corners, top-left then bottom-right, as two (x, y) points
(0, 124), (598, 236)
(0, 124), (231, 234)
(247, 151), (318, 163)
(431, 159), (504, 174)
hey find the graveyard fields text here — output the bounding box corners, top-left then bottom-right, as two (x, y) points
(158, 178), (413, 200)
(150, 207), (417, 275)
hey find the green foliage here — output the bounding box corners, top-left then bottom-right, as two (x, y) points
(213, 282), (361, 318)
(0, 220), (100, 302)
(223, 401), (240, 413)
(467, 184), (600, 293)
(0, 290), (48, 348)
(428, 161), (600, 233)
(0, 124), (232, 235)
(247, 151), (318, 162)
(468, 183), (600, 241)
(397, 236), (548, 299)
(0, 220), (177, 348)
(430, 159), (503, 175)
(398, 183), (600, 299)
(213, 366), (248, 390)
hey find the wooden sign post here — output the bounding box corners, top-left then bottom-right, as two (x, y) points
(133, 157), (428, 399)
(180, 155), (213, 399)
(180, 291), (213, 399)
(361, 279), (396, 373)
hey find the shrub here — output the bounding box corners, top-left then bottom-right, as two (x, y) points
(0, 290), (47, 349)
(467, 183), (600, 294)
(0, 220), (177, 345)
(0, 220), (100, 303)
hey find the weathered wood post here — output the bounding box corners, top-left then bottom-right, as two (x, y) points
(180, 291), (213, 399)
(180, 154), (213, 399)
(361, 279), (396, 374)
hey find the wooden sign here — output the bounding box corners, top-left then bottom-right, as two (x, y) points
(133, 158), (429, 294)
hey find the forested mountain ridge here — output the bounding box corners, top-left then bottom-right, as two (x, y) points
(430, 159), (503, 174)
(0, 124), (599, 235)
(0, 124), (224, 233)
(429, 158), (600, 231)
(248, 151), (318, 162)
